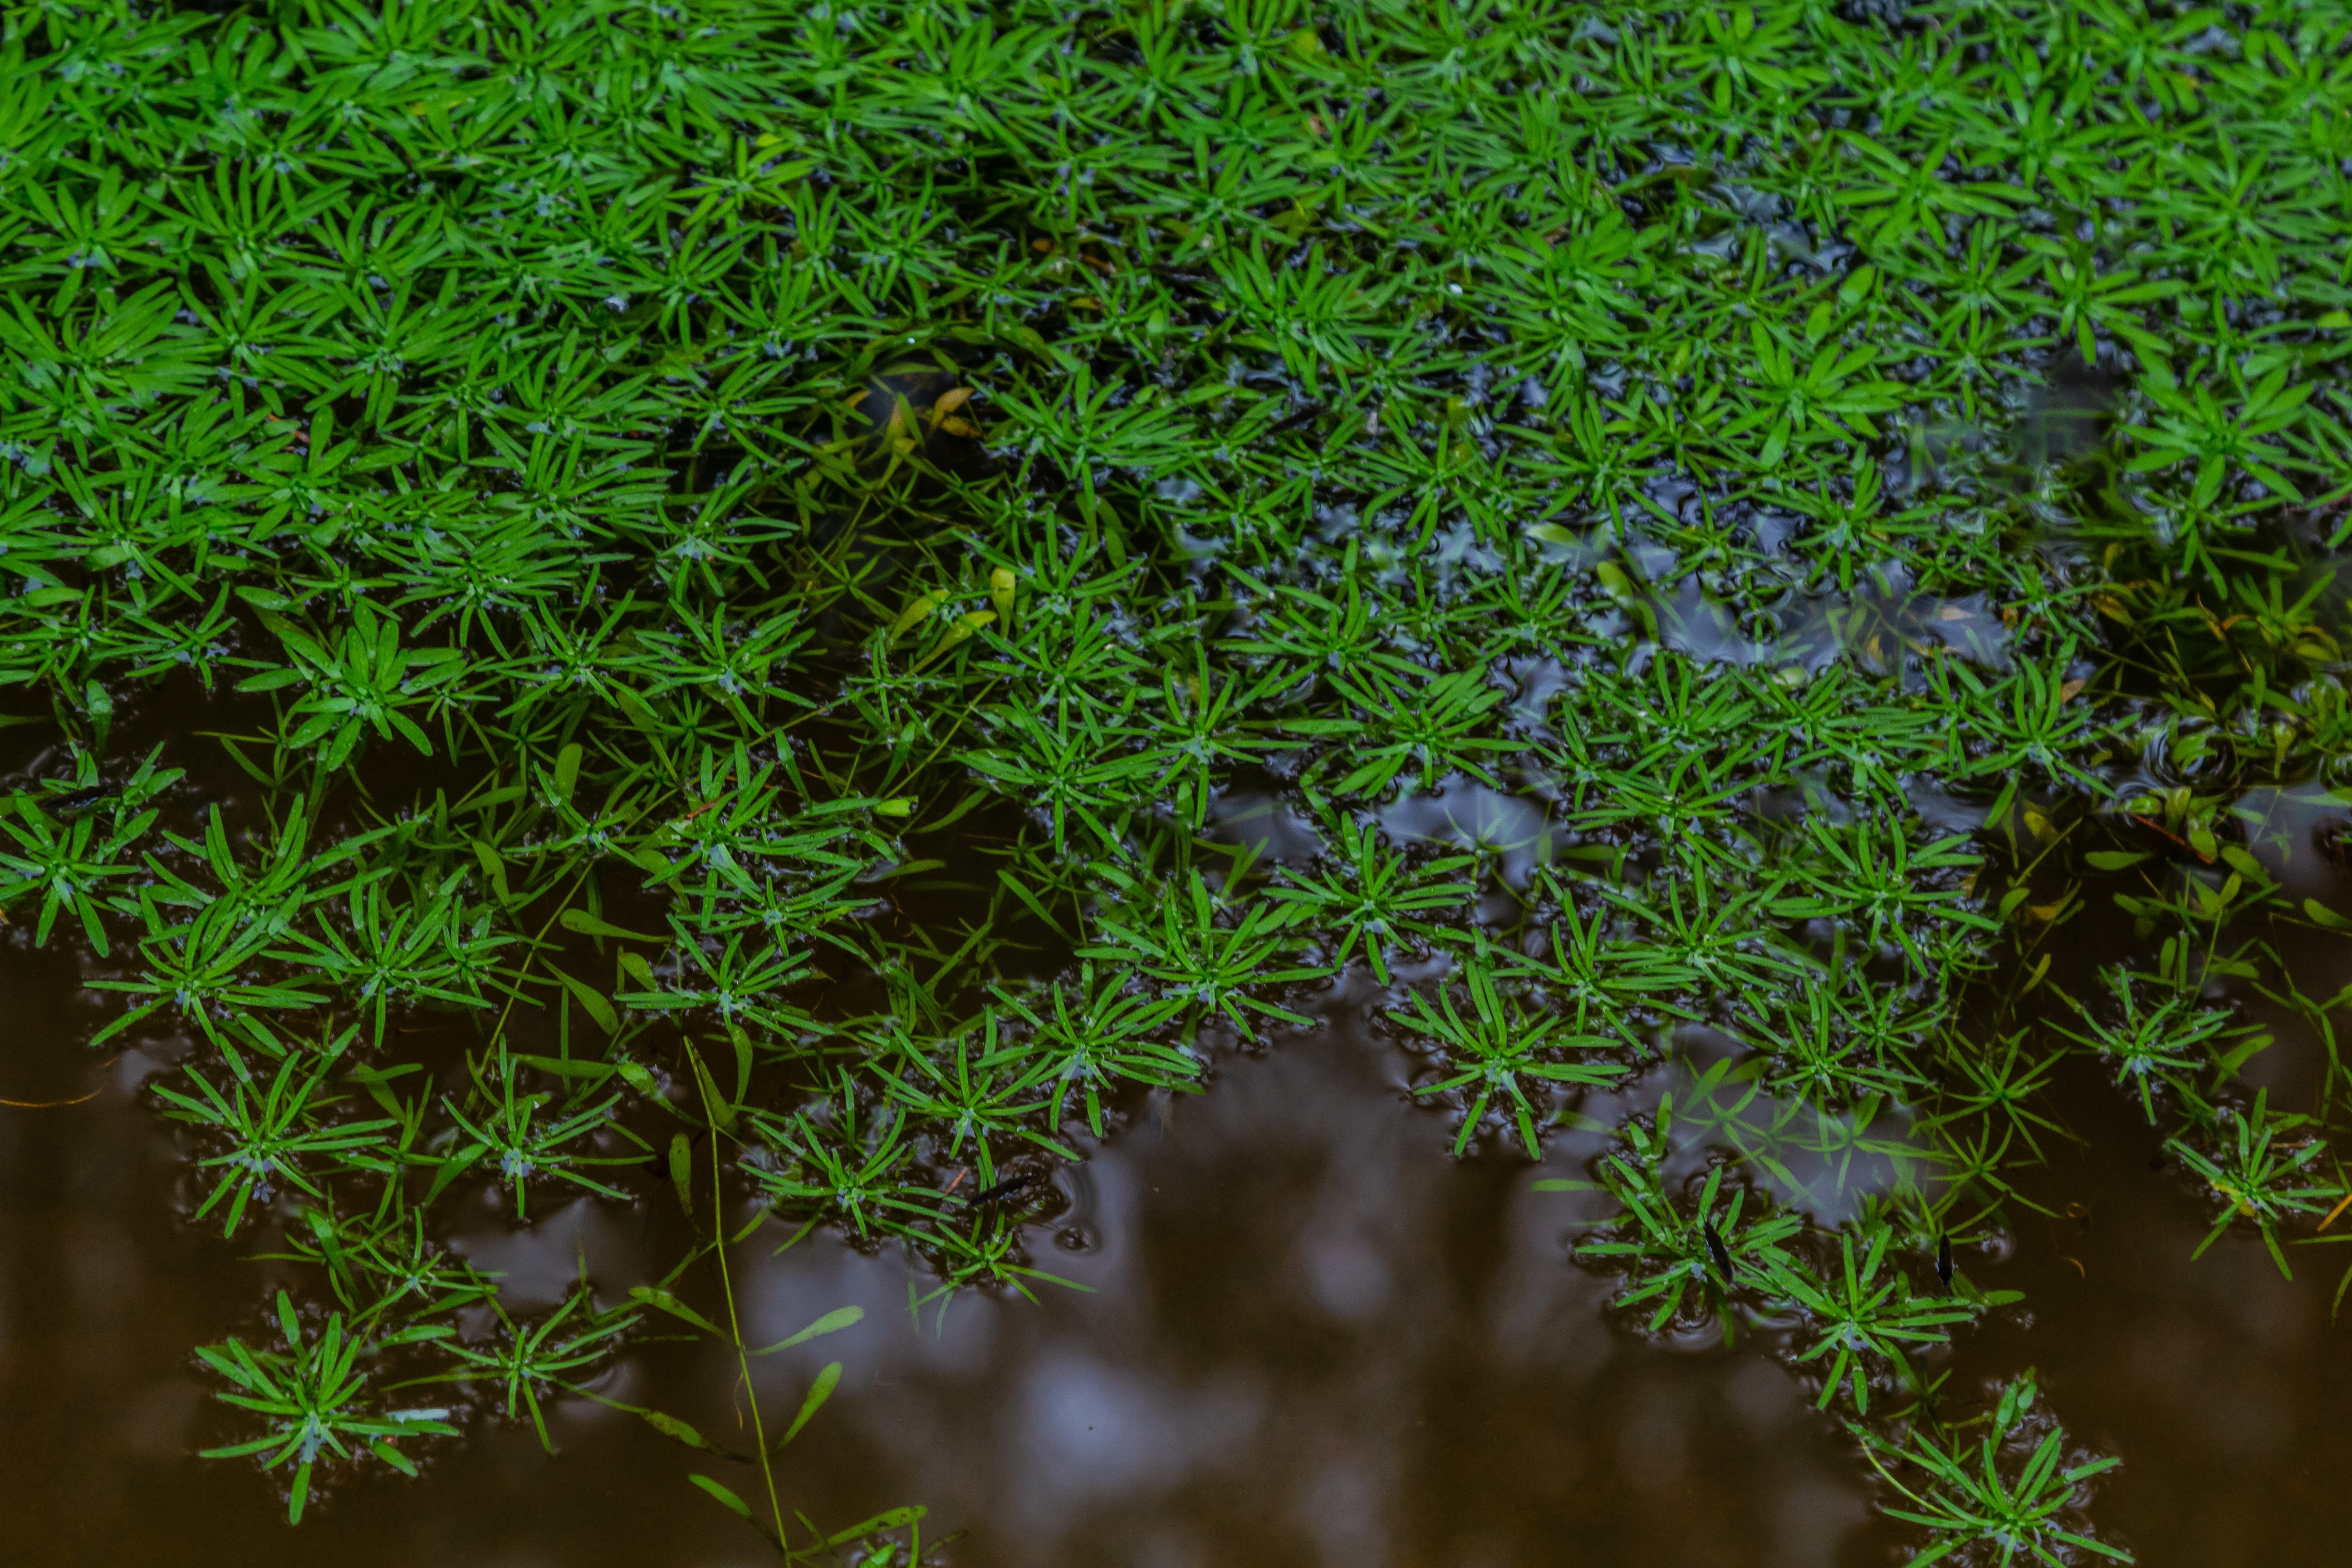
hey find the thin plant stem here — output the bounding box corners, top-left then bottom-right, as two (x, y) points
(692, 1057), (787, 1550)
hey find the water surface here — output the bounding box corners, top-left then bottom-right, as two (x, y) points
(9, 931), (2352, 1565)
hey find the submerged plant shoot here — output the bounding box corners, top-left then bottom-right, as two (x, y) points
(5, 0), (2352, 1562)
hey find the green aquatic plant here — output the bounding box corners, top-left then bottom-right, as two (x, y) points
(871, 1014), (1076, 1185)
(273, 1207), (498, 1328)
(416, 1287), (641, 1454)
(5, 0), (2352, 1556)
(1917, 1029), (2078, 1165)
(1780, 1221), (1983, 1416)
(1265, 811), (1478, 984)
(435, 1052), (642, 1217)
(235, 599), (459, 772)
(1560, 1155), (1803, 1339)
(746, 1076), (949, 1241)
(993, 963), (1198, 1138)
(151, 1057), (397, 1238)
(1393, 948), (1627, 1158)
(0, 770), (165, 952)
(1083, 868), (1323, 1039)
(1852, 1372), (2132, 1566)
(2166, 1092), (2335, 1280)
(1757, 971), (1935, 1110)
(2052, 966), (2249, 1124)
(196, 1291), (458, 1524)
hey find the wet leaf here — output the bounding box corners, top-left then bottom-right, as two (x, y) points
(752, 1306), (864, 1356)
(688, 1474), (751, 1518)
(559, 909), (666, 943)
(668, 1133), (695, 1217)
(774, 1362), (842, 1450)
(628, 1287), (720, 1338)
(550, 968), (617, 1035)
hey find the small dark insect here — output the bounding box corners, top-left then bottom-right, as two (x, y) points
(968, 1171), (1041, 1207)
(1702, 1218), (1736, 1283)
(50, 785), (118, 813)
(1935, 1233), (1954, 1294)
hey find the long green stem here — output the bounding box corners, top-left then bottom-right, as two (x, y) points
(479, 872), (592, 1052)
(694, 1060), (786, 1549)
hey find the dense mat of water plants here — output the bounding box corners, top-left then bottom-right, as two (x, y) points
(5, 0), (2352, 1560)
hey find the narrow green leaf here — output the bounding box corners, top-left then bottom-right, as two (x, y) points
(752, 1305), (864, 1355)
(822, 1505), (929, 1547)
(729, 1025), (753, 1106)
(773, 1361), (842, 1450)
(668, 1132), (695, 1217)
(628, 1285), (721, 1336)
(370, 1441), (418, 1477)
(470, 840), (512, 904)
(550, 967), (618, 1035)
(637, 1408), (714, 1452)
(688, 1473), (751, 1518)
(552, 742), (583, 805)
(2306, 898), (2352, 931)
(560, 908), (666, 942)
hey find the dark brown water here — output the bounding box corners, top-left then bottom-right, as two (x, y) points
(9, 911), (2352, 1567)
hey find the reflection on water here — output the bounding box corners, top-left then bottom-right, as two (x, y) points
(9, 924), (2352, 1563)
(1564, 1041), (1928, 1232)
(3, 922), (1892, 1565)
(1975, 1055), (2352, 1568)
(760, 1020), (1885, 1567)
(1380, 781), (1562, 890)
